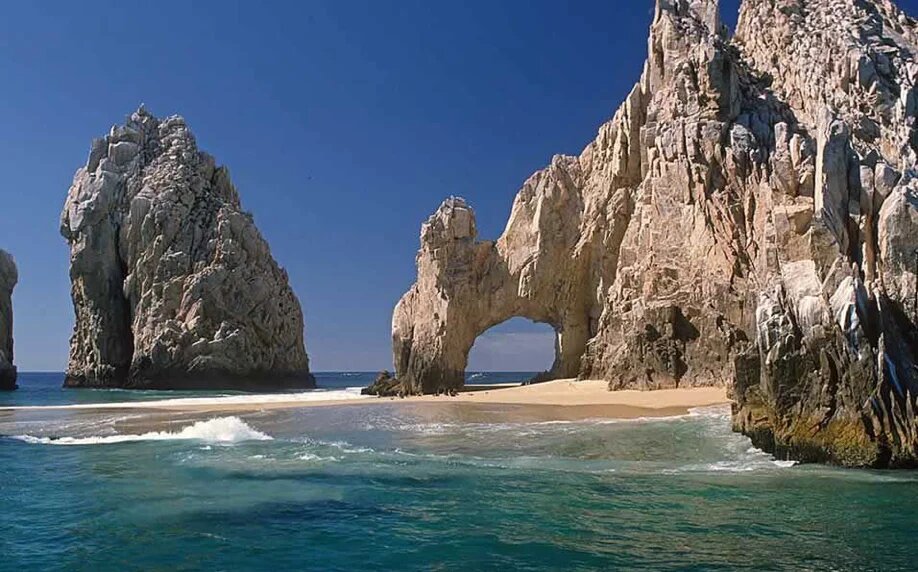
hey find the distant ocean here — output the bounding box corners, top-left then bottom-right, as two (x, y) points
(0, 371), (536, 408)
(2, 372), (917, 571)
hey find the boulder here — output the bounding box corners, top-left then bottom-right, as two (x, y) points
(362, 371), (402, 396)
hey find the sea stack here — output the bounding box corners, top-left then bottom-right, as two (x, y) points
(0, 250), (17, 390)
(61, 106), (315, 390)
(389, 0), (918, 467)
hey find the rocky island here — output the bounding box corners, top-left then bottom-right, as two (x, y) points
(61, 107), (315, 390)
(386, 0), (918, 467)
(0, 250), (17, 390)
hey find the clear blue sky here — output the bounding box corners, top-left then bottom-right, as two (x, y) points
(8, 0), (901, 372)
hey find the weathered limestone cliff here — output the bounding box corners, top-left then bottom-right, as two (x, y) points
(390, 0), (918, 466)
(62, 107), (314, 389)
(0, 250), (17, 390)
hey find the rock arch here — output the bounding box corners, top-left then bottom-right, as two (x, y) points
(389, 0), (918, 467)
(392, 155), (601, 395)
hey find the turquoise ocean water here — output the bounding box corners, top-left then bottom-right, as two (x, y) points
(1, 372), (917, 571)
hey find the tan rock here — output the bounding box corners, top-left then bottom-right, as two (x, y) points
(390, 0), (918, 467)
(61, 107), (314, 390)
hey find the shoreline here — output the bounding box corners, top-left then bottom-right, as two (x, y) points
(373, 380), (730, 422)
(0, 379), (730, 422)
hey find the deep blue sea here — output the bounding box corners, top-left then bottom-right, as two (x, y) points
(2, 372), (917, 571)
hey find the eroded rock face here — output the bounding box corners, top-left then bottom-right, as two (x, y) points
(391, 0), (918, 466)
(727, 0), (918, 467)
(0, 250), (17, 390)
(62, 107), (314, 389)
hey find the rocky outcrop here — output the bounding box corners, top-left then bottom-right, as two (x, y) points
(389, 0), (918, 466)
(61, 107), (314, 390)
(361, 371), (402, 396)
(728, 0), (918, 467)
(0, 250), (17, 390)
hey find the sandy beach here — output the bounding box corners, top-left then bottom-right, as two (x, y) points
(383, 379), (729, 422)
(1, 379), (729, 424)
(143, 378), (728, 419)
(418, 379), (728, 408)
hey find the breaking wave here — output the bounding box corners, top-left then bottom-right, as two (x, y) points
(10, 416), (272, 445)
(665, 451), (798, 474)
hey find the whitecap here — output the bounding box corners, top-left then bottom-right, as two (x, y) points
(10, 416), (272, 446)
(665, 444), (798, 474)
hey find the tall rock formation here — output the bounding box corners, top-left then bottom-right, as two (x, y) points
(390, 0), (918, 467)
(61, 107), (314, 390)
(0, 250), (17, 390)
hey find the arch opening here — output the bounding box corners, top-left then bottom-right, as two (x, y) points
(465, 317), (559, 385)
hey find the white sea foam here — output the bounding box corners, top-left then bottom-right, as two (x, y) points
(387, 409), (705, 435)
(297, 452), (339, 462)
(664, 443), (798, 474)
(11, 416), (272, 445)
(302, 437), (374, 454)
(0, 387), (370, 412)
(686, 404), (732, 419)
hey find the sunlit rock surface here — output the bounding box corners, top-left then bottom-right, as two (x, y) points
(391, 0), (918, 467)
(61, 107), (314, 390)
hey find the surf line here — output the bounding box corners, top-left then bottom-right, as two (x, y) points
(0, 388), (372, 412)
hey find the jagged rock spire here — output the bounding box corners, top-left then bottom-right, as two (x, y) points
(61, 108), (315, 389)
(655, 0), (722, 35)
